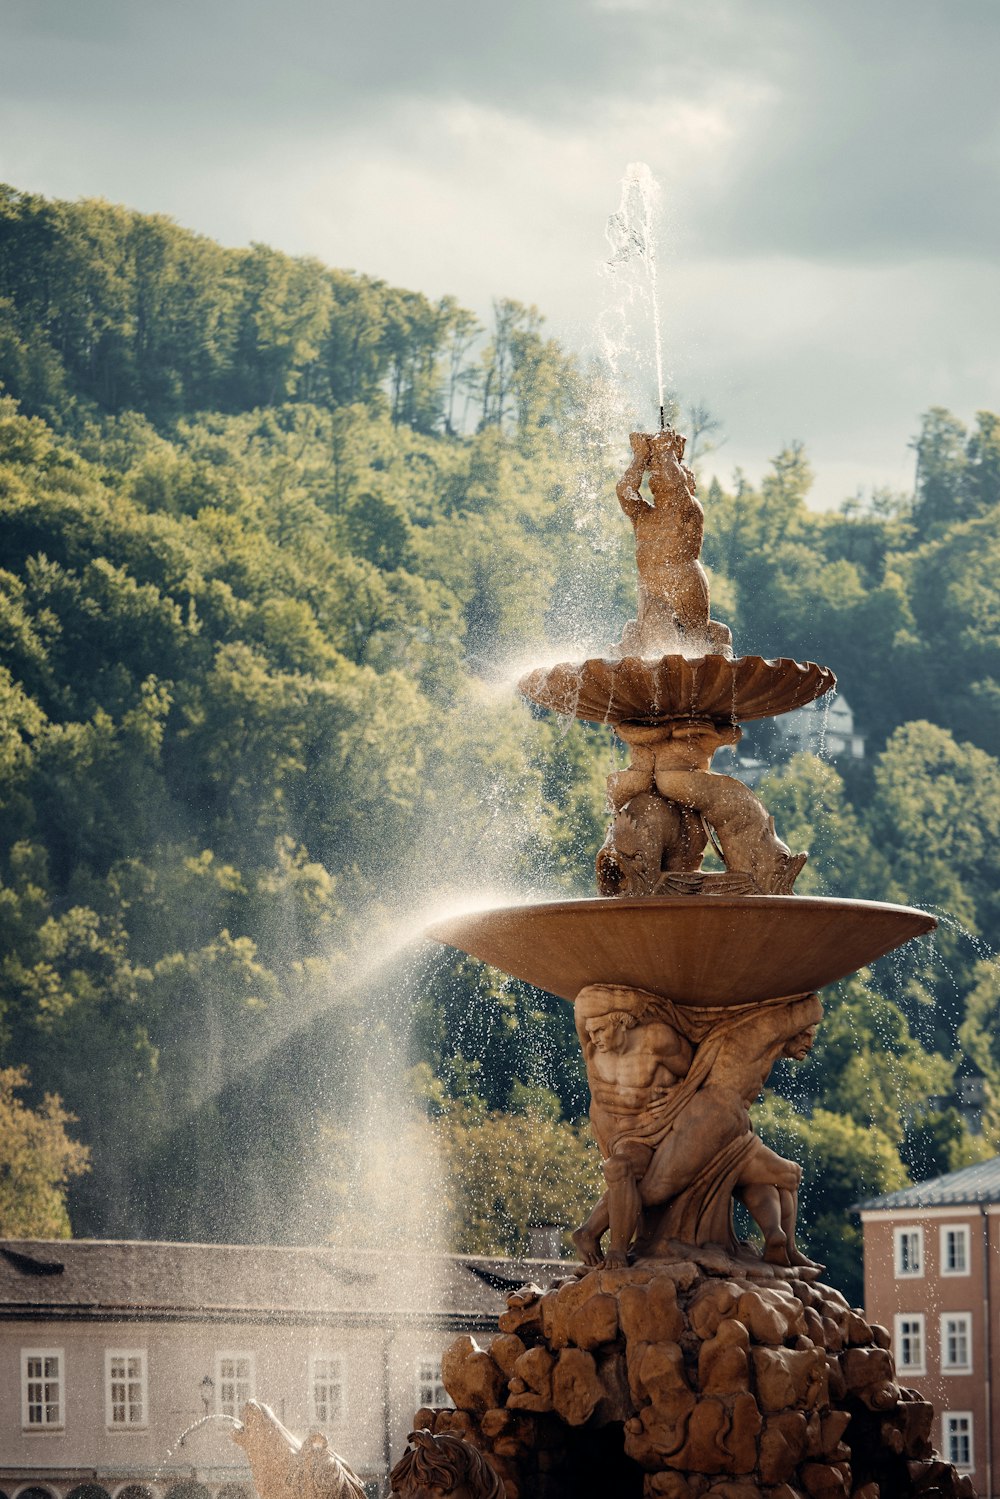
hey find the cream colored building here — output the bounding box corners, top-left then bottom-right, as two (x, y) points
(0, 1238), (562, 1499)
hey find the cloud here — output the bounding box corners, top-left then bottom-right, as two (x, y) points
(0, 0), (998, 508)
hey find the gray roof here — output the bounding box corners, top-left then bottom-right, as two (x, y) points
(0, 1239), (566, 1328)
(855, 1154), (1000, 1211)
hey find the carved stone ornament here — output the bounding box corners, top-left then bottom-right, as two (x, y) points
(233, 1401), (366, 1499)
(390, 1427), (506, 1499)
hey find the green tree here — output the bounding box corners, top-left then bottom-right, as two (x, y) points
(0, 1065), (91, 1237)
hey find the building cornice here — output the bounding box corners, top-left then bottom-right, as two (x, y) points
(0, 1305), (498, 1332)
(860, 1205), (1000, 1222)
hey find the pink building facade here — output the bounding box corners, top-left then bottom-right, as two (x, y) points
(859, 1156), (1000, 1499)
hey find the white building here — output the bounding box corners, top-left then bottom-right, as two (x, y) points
(776, 693), (865, 762)
(0, 1238), (562, 1499)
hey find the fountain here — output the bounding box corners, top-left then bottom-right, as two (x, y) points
(413, 426), (975, 1497)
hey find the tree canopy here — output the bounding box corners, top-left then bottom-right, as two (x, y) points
(1, 184), (999, 1302)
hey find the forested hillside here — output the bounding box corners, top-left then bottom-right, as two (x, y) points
(1, 184), (999, 1300)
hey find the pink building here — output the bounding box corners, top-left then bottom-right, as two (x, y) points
(0, 1238), (563, 1499)
(858, 1156), (1000, 1499)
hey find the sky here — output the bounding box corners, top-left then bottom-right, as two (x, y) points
(1, 0), (999, 506)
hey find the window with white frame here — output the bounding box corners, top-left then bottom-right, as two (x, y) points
(941, 1314), (973, 1373)
(21, 1348), (64, 1429)
(894, 1313), (926, 1374)
(309, 1355), (344, 1427)
(216, 1353), (255, 1417)
(106, 1349), (148, 1428)
(415, 1359), (452, 1410)
(944, 1411), (974, 1470)
(941, 1225), (971, 1276)
(894, 1225), (923, 1277)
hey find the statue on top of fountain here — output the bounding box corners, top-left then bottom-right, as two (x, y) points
(615, 427), (733, 660)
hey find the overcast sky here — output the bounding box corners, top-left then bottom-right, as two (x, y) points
(2, 0), (998, 505)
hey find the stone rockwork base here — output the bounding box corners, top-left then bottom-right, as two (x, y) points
(418, 1249), (976, 1499)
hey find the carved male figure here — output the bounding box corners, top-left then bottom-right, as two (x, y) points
(572, 988), (693, 1268)
(616, 428), (731, 656)
(571, 985), (823, 1269)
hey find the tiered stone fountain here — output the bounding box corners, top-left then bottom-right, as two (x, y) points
(418, 428), (975, 1499)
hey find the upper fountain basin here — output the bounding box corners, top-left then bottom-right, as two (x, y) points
(518, 653), (836, 726)
(425, 894), (936, 1006)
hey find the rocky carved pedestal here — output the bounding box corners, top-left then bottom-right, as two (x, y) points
(430, 1257), (972, 1499)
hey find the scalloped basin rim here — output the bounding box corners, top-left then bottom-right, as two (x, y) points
(425, 895), (936, 1006)
(517, 653), (837, 726)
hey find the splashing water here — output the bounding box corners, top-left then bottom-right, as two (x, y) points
(603, 162), (666, 419)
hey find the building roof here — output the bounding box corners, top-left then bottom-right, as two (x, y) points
(856, 1153), (1000, 1211)
(0, 1239), (565, 1329)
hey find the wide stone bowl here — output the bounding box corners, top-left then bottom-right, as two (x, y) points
(517, 653), (836, 726)
(425, 895), (936, 1006)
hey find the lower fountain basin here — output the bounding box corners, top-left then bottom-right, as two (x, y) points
(425, 895), (936, 1005)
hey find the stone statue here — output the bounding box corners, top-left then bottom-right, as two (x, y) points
(390, 1428), (505, 1499)
(615, 429), (732, 658)
(570, 983), (823, 1270)
(233, 1401), (366, 1499)
(598, 718), (808, 896)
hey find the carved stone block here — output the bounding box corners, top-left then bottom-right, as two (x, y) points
(751, 1347), (828, 1412)
(551, 1348), (604, 1426)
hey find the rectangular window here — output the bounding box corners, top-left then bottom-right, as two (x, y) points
(415, 1359), (452, 1411)
(941, 1315), (973, 1373)
(894, 1226), (923, 1277)
(216, 1353), (255, 1417)
(21, 1348), (64, 1429)
(945, 1412), (973, 1470)
(310, 1355), (344, 1427)
(941, 1225), (971, 1276)
(106, 1349), (147, 1428)
(894, 1314), (926, 1374)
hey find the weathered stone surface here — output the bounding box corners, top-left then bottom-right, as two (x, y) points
(488, 1333), (525, 1377)
(551, 1347), (604, 1426)
(734, 1289), (791, 1349)
(838, 1348), (899, 1411)
(630, 1338), (691, 1406)
(729, 1392), (764, 1474)
(567, 1290), (619, 1348)
(621, 1276), (685, 1343)
(411, 1261), (971, 1499)
(511, 1346), (553, 1399)
(689, 1280), (743, 1339)
(498, 1286), (545, 1337)
(441, 1335), (506, 1413)
(643, 1474), (703, 1498)
(844, 1310), (872, 1346)
(541, 1274), (602, 1348)
(752, 1347), (828, 1412)
(870, 1323), (891, 1351)
(880, 1398), (933, 1459)
(759, 1412), (807, 1483)
(505, 1389), (552, 1413)
(802, 1307), (826, 1346)
(699, 1320), (752, 1395)
(818, 1410), (850, 1460)
(800, 1462), (849, 1498)
(671, 1397), (733, 1475)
